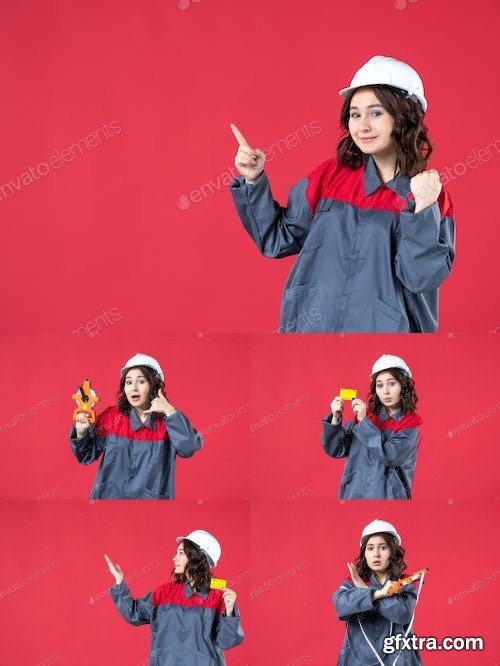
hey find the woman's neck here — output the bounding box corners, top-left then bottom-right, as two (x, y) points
(133, 407), (149, 423)
(372, 152), (398, 184)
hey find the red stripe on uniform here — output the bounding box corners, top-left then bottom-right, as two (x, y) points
(306, 159), (406, 215)
(367, 411), (423, 432)
(95, 406), (168, 441)
(152, 581), (224, 614)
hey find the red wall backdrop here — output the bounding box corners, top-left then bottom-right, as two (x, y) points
(0, 332), (249, 500)
(1, 0), (499, 334)
(249, 500), (500, 664)
(0, 500), (250, 666)
(250, 333), (500, 500)
(4, 499), (498, 664)
(1, 332), (498, 501)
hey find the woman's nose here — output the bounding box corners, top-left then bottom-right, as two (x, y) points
(359, 117), (371, 131)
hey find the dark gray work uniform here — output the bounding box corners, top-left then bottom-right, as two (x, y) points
(230, 155), (455, 332)
(69, 406), (203, 499)
(322, 408), (422, 499)
(110, 579), (244, 665)
(333, 574), (421, 665)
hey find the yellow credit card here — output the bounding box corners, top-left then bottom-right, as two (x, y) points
(340, 388), (357, 400)
(210, 578), (227, 589)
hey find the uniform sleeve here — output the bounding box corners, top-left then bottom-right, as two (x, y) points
(164, 410), (203, 458)
(109, 580), (153, 626)
(229, 172), (314, 258)
(395, 188), (456, 293)
(322, 415), (354, 458)
(69, 411), (108, 464)
(354, 418), (419, 467)
(377, 584), (418, 625)
(333, 580), (376, 620)
(213, 598), (244, 649)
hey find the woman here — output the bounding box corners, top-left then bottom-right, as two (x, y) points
(105, 530), (244, 665)
(322, 355), (422, 499)
(69, 353), (203, 499)
(333, 519), (423, 665)
(230, 55), (455, 333)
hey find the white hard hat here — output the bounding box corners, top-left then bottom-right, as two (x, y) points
(121, 353), (164, 381)
(371, 354), (411, 379)
(361, 519), (401, 546)
(339, 55), (428, 112)
(176, 530), (221, 567)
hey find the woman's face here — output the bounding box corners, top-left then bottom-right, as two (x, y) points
(124, 368), (151, 410)
(375, 371), (402, 413)
(173, 543), (189, 574)
(364, 535), (391, 575)
(348, 89), (396, 159)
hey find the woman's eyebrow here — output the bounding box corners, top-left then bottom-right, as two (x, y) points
(349, 104), (384, 110)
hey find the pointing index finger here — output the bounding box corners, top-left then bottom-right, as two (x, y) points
(230, 123), (250, 148)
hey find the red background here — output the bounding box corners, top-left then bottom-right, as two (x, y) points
(1, 0), (499, 663)
(0, 332), (249, 500)
(1, 0), (499, 334)
(1, 332), (498, 501)
(0, 500), (250, 666)
(2, 499), (498, 664)
(250, 333), (500, 500)
(249, 499), (500, 664)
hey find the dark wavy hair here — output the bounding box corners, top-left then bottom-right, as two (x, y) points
(337, 84), (433, 178)
(368, 367), (418, 415)
(172, 539), (212, 594)
(356, 532), (407, 581)
(117, 365), (166, 416)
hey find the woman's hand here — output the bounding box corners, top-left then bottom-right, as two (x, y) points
(347, 562), (368, 588)
(222, 587), (237, 616)
(230, 123), (265, 184)
(330, 396), (344, 424)
(104, 554), (124, 585)
(372, 579), (396, 600)
(410, 169), (442, 213)
(75, 412), (91, 438)
(143, 389), (176, 417)
(351, 398), (367, 421)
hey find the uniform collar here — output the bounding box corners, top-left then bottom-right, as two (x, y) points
(364, 154), (410, 198)
(370, 571), (389, 588)
(129, 408), (158, 432)
(379, 406), (403, 423)
(184, 580), (209, 600)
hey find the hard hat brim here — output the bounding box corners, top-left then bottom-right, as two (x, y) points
(338, 85), (427, 112)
